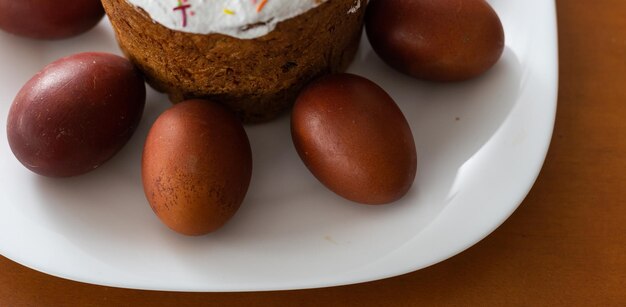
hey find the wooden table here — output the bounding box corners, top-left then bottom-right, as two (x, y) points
(2, 1), (625, 305)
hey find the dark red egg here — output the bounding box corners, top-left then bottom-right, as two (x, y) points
(0, 0), (105, 39)
(7, 52), (146, 177)
(292, 73), (417, 205)
(366, 0), (505, 81)
(142, 100), (253, 236)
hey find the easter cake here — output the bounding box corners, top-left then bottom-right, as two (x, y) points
(101, 0), (366, 122)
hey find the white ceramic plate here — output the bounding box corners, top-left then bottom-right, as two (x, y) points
(0, 0), (557, 291)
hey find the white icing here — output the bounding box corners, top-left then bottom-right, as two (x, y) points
(126, 0), (329, 39)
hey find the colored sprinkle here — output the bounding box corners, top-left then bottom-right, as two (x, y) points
(256, 0), (268, 12)
(223, 8), (235, 15)
(173, 0), (192, 27)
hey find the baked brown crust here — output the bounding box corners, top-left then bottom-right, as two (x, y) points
(102, 0), (366, 123)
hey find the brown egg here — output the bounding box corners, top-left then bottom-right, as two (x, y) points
(291, 73), (417, 205)
(0, 0), (104, 40)
(365, 0), (505, 81)
(142, 100), (252, 236)
(6, 52), (146, 177)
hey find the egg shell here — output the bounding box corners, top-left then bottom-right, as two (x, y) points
(0, 0), (104, 40)
(291, 73), (417, 205)
(365, 0), (505, 81)
(6, 52), (146, 177)
(142, 100), (252, 236)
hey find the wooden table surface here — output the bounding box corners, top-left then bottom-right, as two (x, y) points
(2, 1), (625, 305)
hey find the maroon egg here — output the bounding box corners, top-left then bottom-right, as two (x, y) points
(7, 52), (146, 177)
(292, 73), (417, 205)
(365, 0), (505, 81)
(142, 100), (253, 236)
(0, 0), (104, 40)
